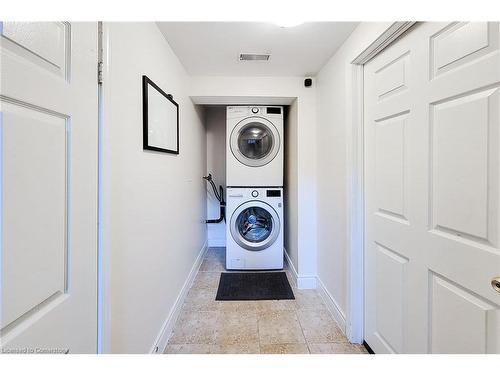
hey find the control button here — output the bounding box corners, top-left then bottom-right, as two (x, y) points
(251, 190), (259, 197)
(251, 107), (259, 114)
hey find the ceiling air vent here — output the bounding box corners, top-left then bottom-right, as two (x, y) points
(239, 53), (271, 61)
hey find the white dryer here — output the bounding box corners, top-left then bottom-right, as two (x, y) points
(226, 187), (284, 270)
(226, 106), (283, 187)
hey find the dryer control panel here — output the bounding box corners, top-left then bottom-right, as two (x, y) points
(266, 189), (281, 197)
(226, 106), (283, 120)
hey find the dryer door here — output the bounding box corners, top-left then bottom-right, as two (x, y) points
(230, 201), (280, 251)
(230, 117), (280, 167)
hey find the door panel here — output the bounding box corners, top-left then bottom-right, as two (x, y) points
(431, 88), (496, 243)
(1, 22), (70, 79)
(364, 22), (500, 354)
(375, 244), (408, 353)
(374, 112), (408, 222)
(1, 22), (98, 353)
(430, 273), (498, 354)
(430, 22), (499, 79)
(2, 102), (68, 329)
(375, 52), (409, 100)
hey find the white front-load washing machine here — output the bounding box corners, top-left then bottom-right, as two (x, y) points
(226, 106), (283, 187)
(226, 187), (284, 270)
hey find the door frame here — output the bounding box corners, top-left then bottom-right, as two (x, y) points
(345, 22), (416, 344)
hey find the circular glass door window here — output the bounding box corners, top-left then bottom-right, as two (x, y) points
(237, 122), (274, 160)
(236, 206), (273, 243)
(230, 118), (280, 167)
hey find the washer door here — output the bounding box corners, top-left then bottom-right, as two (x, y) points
(230, 117), (280, 167)
(230, 201), (280, 251)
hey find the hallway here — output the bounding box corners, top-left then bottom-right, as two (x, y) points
(2, 18), (498, 359)
(165, 248), (368, 354)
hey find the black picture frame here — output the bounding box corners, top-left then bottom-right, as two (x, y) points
(142, 75), (179, 154)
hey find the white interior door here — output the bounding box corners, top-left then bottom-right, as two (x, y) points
(1, 22), (98, 353)
(364, 22), (500, 354)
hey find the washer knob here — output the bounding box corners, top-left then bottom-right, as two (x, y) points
(251, 107), (259, 114)
(251, 190), (259, 197)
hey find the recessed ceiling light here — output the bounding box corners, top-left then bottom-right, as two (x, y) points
(273, 21), (304, 28)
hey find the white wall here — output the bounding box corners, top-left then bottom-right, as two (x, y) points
(101, 22), (207, 353)
(315, 23), (393, 317)
(205, 106), (226, 247)
(284, 100), (299, 271)
(190, 76), (317, 284)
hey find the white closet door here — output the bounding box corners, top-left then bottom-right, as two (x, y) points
(364, 22), (500, 354)
(1, 22), (98, 353)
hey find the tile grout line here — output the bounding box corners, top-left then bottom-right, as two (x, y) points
(257, 306), (263, 354)
(293, 308), (311, 354)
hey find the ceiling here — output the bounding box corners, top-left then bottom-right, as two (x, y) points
(156, 22), (358, 76)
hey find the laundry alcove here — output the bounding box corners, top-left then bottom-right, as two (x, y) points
(195, 94), (307, 285)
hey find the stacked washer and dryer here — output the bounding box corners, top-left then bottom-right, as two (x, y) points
(225, 106), (284, 270)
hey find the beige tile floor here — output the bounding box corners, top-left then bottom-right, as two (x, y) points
(165, 247), (368, 354)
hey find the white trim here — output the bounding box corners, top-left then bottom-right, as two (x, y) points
(96, 21), (104, 354)
(284, 249), (298, 288)
(346, 22), (418, 346)
(149, 240), (208, 354)
(207, 237), (225, 247)
(351, 22), (416, 65)
(316, 277), (347, 335)
(97, 22), (112, 354)
(190, 96), (296, 106)
(345, 63), (365, 344)
(284, 249), (317, 289)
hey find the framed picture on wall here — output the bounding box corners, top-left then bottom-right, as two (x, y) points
(142, 75), (179, 154)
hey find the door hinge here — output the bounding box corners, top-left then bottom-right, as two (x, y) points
(97, 61), (103, 84)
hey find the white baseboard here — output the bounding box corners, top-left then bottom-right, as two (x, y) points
(149, 240), (208, 354)
(284, 249), (317, 289)
(316, 276), (347, 335)
(284, 249), (298, 288)
(207, 238), (225, 247)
